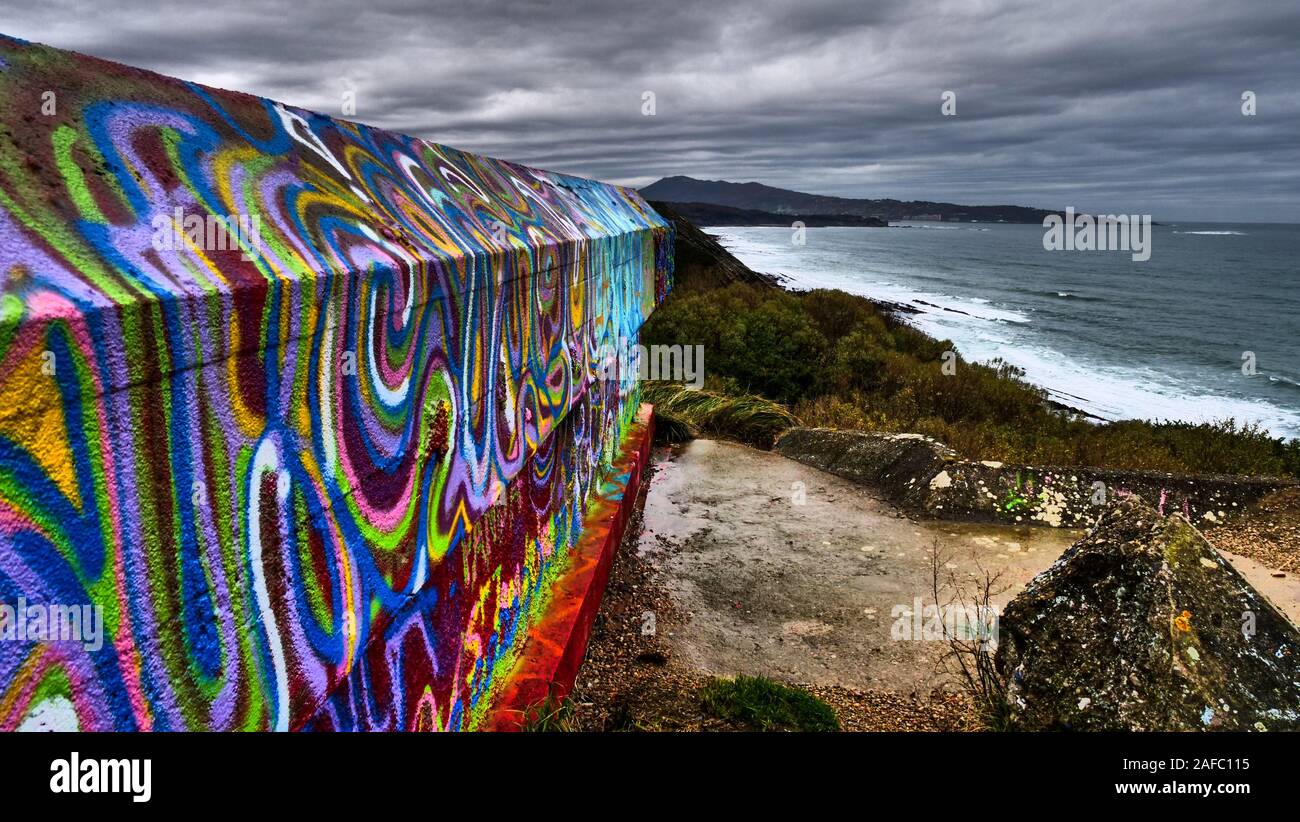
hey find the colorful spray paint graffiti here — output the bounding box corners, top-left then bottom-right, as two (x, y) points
(0, 35), (672, 730)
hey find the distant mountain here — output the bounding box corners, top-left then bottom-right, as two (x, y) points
(658, 201), (887, 228)
(640, 175), (1057, 224)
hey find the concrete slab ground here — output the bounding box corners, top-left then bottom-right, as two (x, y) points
(638, 438), (1300, 694)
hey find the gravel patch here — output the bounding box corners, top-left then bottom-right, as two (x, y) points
(1206, 487), (1300, 575)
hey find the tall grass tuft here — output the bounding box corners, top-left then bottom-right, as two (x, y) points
(642, 382), (798, 449)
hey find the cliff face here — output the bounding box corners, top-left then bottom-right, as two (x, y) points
(996, 496), (1300, 731)
(647, 201), (781, 291)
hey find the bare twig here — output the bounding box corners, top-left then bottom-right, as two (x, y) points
(929, 539), (1013, 730)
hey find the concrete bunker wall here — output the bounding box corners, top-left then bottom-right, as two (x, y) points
(0, 35), (671, 730)
(776, 428), (1295, 528)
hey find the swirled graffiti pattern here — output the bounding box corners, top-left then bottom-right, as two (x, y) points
(0, 35), (672, 730)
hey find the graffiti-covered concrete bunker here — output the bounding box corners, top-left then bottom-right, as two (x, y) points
(0, 35), (672, 730)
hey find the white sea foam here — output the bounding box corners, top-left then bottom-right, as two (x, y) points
(915, 318), (1300, 436)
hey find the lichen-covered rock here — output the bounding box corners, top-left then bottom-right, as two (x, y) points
(995, 496), (1300, 730)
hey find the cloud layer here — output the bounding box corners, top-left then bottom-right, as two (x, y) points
(3, 0), (1297, 220)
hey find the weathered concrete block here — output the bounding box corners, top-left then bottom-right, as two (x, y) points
(996, 496), (1300, 731)
(774, 427), (957, 510)
(774, 427), (1294, 528)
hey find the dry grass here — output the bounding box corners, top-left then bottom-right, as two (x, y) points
(642, 382), (798, 449)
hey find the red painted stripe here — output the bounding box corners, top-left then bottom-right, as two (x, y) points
(485, 403), (654, 731)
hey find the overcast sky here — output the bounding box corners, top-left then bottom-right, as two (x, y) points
(2, 0), (1297, 221)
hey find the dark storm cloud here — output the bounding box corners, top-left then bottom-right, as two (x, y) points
(1, 0), (1296, 220)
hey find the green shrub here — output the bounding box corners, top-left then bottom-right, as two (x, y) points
(699, 675), (840, 732)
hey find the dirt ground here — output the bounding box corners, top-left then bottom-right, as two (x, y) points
(566, 462), (977, 731)
(640, 439), (1080, 693)
(568, 438), (1300, 731)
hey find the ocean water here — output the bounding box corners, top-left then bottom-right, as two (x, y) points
(709, 221), (1300, 440)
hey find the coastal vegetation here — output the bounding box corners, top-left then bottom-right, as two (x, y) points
(642, 276), (1300, 478)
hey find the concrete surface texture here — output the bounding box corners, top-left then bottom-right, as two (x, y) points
(997, 495), (1300, 731)
(640, 439), (1300, 693)
(0, 34), (671, 730)
(776, 427), (1296, 529)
